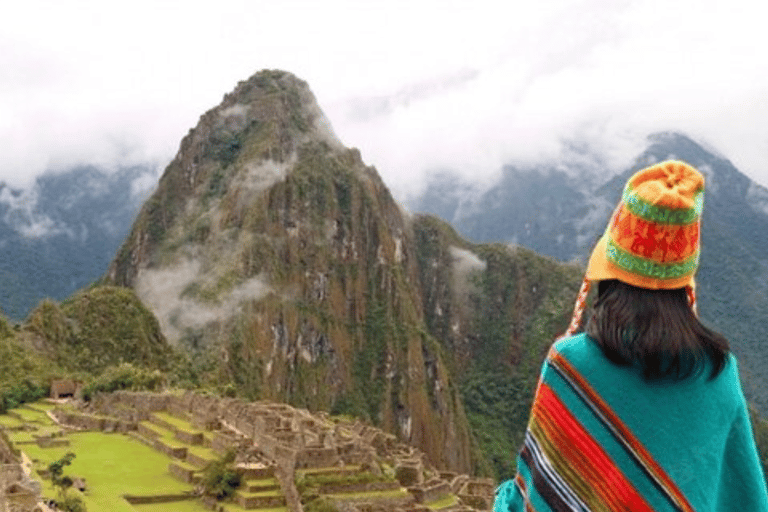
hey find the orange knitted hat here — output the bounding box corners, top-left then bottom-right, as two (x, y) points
(561, 160), (704, 338)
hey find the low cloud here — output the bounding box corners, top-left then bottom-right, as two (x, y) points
(135, 258), (273, 343)
(0, 186), (71, 239)
(450, 246), (486, 302)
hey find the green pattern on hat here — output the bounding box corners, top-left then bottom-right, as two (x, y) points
(606, 239), (700, 280)
(622, 185), (703, 225)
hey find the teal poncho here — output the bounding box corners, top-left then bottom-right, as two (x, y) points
(494, 333), (768, 511)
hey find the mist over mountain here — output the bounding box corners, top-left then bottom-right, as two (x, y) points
(0, 165), (156, 319)
(410, 131), (768, 412)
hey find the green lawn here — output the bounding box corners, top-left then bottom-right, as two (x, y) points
(22, 431), (196, 512)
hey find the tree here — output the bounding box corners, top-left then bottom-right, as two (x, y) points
(200, 449), (242, 500)
(48, 452), (75, 490)
(48, 452), (87, 512)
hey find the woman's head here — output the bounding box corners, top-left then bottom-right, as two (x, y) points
(563, 161), (705, 338)
(586, 279), (729, 380)
(585, 160), (704, 291)
(561, 160), (729, 378)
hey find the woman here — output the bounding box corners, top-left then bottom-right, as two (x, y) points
(494, 160), (768, 511)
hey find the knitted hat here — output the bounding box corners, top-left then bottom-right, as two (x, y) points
(561, 160), (704, 338)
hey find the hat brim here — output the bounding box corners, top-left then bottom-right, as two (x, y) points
(585, 235), (695, 290)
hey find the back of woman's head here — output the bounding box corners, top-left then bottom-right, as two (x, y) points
(585, 279), (729, 380)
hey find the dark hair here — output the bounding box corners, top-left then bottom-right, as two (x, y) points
(585, 279), (730, 380)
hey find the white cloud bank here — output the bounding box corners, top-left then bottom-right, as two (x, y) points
(2, 0), (768, 196)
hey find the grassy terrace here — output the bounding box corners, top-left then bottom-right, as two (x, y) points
(2, 402), (202, 512)
(426, 494), (460, 510)
(295, 465), (361, 477)
(186, 444), (218, 464)
(0, 414), (25, 428)
(324, 488), (410, 500)
(236, 488), (283, 498)
(152, 411), (202, 434)
(139, 420), (169, 438)
(242, 477), (281, 491)
(25, 402), (57, 412)
(11, 407), (51, 423)
(7, 425), (61, 443)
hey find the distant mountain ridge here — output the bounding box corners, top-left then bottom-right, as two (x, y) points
(410, 132), (768, 412)
(0, 165), (156, 319)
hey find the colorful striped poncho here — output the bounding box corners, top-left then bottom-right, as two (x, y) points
(494, 333), (768, 512)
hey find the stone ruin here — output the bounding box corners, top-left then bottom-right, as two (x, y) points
(49, 390), (495, 511)
(48, 379), (82, 400)
(0, 433), (42, 512)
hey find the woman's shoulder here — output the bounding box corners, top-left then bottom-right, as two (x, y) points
(550, 333), (745, 404)
(551, 332), (603, 363)
(546, 333), (621, 382)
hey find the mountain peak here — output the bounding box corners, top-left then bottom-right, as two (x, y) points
(175, 69), (341, 185)
(108, 69), (354, 287)
(220, 69), (340, 148)
(105, 70), (479, 472)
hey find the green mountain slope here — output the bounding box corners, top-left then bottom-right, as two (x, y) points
(413, 214), (583, 477)
(21, 285), (172, 374)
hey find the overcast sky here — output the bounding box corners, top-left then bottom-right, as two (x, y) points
(2, 0), (768, 198)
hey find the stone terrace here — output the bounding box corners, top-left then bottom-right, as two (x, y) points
(53, 391), (493, 512)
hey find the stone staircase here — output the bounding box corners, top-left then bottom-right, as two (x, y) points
(131, 410), (288, 511)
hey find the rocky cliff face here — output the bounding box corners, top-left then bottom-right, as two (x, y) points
(106, 70), (474, 473)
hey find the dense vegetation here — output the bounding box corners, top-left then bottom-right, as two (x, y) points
(24, 286), (173, 374)
(0, 314), (58, 412)
(0, 286), (177, 412)
(200, 449), (242, 500)
(412, 214), (584, 479)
